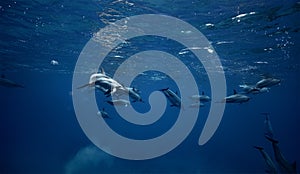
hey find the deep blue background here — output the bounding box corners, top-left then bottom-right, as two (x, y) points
(1, 0), (300, 173)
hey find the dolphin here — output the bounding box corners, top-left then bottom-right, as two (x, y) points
(239, 84), (269, 94)
(222, 90), (250, 103)
(261, 112), (274, 138)
(256, 77), (281, 88)
(97, 108), (111, 119)
(78, 68), (125, 96)
(160, 88), (181, 108)
(106, 99), (130, 107)
(0, 75), (24, 88)
(253, 146), (278, 174)
(190, 91), (211, 102)
(265, 136), (297, 173)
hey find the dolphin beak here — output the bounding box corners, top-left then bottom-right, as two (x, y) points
(77, 83), (91, 89)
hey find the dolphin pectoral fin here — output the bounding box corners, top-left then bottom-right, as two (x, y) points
(253, 146), (264, 151)
(233, 89), (237, 94)
(77, 83), (90, 89)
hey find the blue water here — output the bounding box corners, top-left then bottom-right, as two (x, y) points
(1, 0), (300, 173)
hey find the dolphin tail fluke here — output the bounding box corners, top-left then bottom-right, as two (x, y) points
(160, 87), (169, 91)
(265, 135), (278, 144)
(253, 146), (264, 151)
(77, 83), (91, 89)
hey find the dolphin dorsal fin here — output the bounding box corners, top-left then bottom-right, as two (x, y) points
(163, 87), (169, 91)
(100, 67), (105, 75)
(202, 91), (204, 95)
(233, 89), (237, 95)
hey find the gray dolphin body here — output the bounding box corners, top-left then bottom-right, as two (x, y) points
(254, 146), (278, 174)
(265, 136), (297, 173)
(223, 90), (250, 103)
(256, 78), (281, 88)
(78, 68), (125, 96)
(239, 84), (269, 94)
(160, 88), (181, 108)
(262, 113), (274, 138)
(0, 77), (24, 88)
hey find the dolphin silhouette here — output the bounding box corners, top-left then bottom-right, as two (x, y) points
(190, 91), (211, 102)
(256, 77), (281, 88)
(77, 68), (125, 96)
(160, 88), (181, 108)
(222, 90), (250, 103)
(261, 113), (274, 138)
(239, 84), (269, 94)
(265, 136), (297, 173)
(254, 146), (278, 174)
